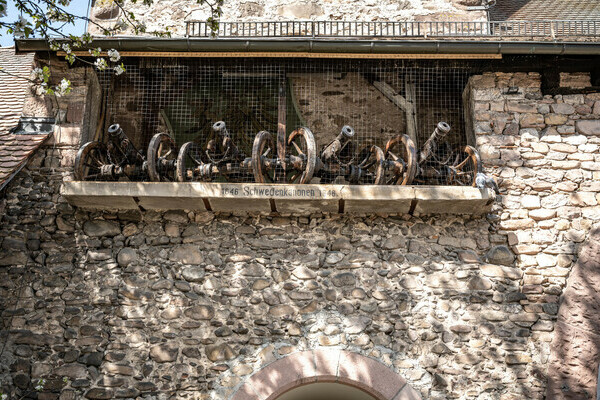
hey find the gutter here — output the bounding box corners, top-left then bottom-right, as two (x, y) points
(15, 37), (600, 56)
(0, 161), (27, 194)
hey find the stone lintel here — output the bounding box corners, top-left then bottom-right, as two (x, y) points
(61, 182), (494, 215)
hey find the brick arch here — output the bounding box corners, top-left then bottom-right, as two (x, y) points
(231, 349), (422, 400)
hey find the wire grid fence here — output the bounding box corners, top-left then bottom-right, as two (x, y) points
(186, 20), (600, 39)
(94, 58), (474, 185)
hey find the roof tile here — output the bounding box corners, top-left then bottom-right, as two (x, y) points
(490, 0), (600, 21)
(0, 47), (49, 188)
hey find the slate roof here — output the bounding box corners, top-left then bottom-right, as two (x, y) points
(490, 0), (600, 21)
(0, 47), (49, 190)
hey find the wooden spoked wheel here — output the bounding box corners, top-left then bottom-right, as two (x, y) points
(251, 131), (276, 183)
(384, 134), (418, 185)
(176, 142), (205, 182)
(355, 145), (386, 185)
(74, 141), (112, 181)
(147, 133), (177, 182)
(286, 127), (317, 184)
(447, 145), (482, 187)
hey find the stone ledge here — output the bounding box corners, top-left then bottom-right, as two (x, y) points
(61, 182), (495, 215)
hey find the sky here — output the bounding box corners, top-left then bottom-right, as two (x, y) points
(0, 0), (91, 47)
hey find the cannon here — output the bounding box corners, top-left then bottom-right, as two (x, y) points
(389, 121), (481, 186)
(320, 125), (356, 167)
(152, 122), (414, 186)
(313, 126), (386, 185)
(76, 119), (480, 188)
(420, 121), (481, 186)
(314, 125), (369, 184)
(176, 121), (317, 185)
(74, 124), (147, 181)
(252, 125), (388, 185)
(252, 125), (417, 186)
(175, 121), (254, 182)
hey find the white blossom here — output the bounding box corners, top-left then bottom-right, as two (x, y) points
(107, 49), (121, 62)
(81, 33), (92, 45)
(35, 378), (46, 391)
(46, 8), (59, 21)
(31, 67), (44, 81)
(94, 58), (108, 71)
(61, 43), (72, 54)
(114, 19), (128, 31)
(49, 40), (60, 51)
(1, 393), (8, 400)
(114, 64), (125, 76)
(88, 47), (102, 57)
(13, 15), (27, 37)
(34, 81), (48, 96)
(55, 78), (71, 97)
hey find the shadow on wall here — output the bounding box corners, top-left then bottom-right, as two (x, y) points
(0, 191), (585, 400)
(546, 225), (600, 399)
(216, 213), (555, 399)
(0, 209), (558, 399)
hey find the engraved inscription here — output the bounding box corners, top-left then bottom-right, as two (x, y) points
(221, 185), (340, 199)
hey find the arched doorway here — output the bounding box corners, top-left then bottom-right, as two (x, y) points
(276, 383), (377, 400)
(231, 349), (421, 400)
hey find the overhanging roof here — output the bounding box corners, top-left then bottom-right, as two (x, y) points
(490, 0), (600, 21)
(15, 37), (600, 56)
(0, 48), (51, 192)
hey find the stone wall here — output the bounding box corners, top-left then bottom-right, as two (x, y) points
(468, 71), (600, 399)
(88, 0), (486, 37)
(0, 156), (523, 400)
(0, 68), (599, 400)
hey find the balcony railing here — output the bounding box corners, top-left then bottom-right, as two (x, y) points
(186, 20), (600, 39)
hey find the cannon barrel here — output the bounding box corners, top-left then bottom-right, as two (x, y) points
(419, 121), (451, 164)
(212, 121), (230, 138)
(321, 125), (356, 162)
(107, 123), (145, 164)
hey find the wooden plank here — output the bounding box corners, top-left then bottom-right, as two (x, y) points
(373, 80), (418, 144)
(60, 51), (502, 59)
(404, 75), (419, 145)
(342, 185), (415, 214)
(373, 81), (411, 111)
(62, 182), (494, 215)
(159, 109), (175, 136)
(277, 81), (287, 172)
(288, 78), (308, 127)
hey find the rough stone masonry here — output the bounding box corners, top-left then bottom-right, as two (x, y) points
(88, 0), (487, 37)
(0, 70), (599, 400)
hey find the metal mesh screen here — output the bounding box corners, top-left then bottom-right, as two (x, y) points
(80, 58), (476, 186)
